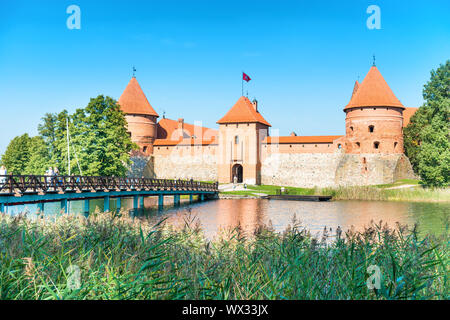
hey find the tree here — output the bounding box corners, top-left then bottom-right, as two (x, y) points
(25, 136), (51, 175)
(1, 134), (32, 174)
(70, 95), (136, 176)
(404, 60), (450, 187)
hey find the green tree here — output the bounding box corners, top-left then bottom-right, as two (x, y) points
(1, 134), (32, 174)
(38, 110), (69, 172)
(404, 60), (450, 187)
(70, 95), (136, 176)
(25, 136), (51, 175)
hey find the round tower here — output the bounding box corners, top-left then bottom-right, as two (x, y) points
(118, 77), (159, 155)
(343, 65), (405, 154)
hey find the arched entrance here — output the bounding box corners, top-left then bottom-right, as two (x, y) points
(232, 164), (243, 183)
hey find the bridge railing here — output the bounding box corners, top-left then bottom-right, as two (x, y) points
(0, 175), (218, 195)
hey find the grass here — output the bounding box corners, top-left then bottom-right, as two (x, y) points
(374, 179), (421, 189)
(221, 185), (316, 197)
(220, 180), (449, 202)
(0, 211), (447, 300)
(319, 185), (450, 202)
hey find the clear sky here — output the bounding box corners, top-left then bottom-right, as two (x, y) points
(0, 0), (449, 154)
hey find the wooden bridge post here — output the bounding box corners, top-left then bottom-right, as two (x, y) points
(0, 203), (4, 213)
(61, 199), (68, 214)
(116, 197), (121, 213)
(174, 194), (180, 206)
(83, 199), (90, 217)
(37, 202), (44, 214)
(200, 194), (205, 202)
(158, 194), (164, 209)
(104, 195), (110, 212)
(133, 195), (139, 211)
(189, 194), (193, 203)
(139, 196), (144, 209)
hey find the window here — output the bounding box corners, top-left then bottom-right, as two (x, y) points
(356, 142), (360, 148)
(143, 146), (147, 153)
(338, 144), (342, 149)
(350, 126), (354, 132)
(369, 125), (374, 133)
(374, 141), (380, 149)
(394, 142), (398, 149)
(234, 136), (239, 144)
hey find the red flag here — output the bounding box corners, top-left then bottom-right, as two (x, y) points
(242, 72), (251, 82)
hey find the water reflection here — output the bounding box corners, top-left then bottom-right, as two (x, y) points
(142, 199), (448, 239)
(4, 198), (448, 239)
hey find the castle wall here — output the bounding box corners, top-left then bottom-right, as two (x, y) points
(145, 145), (218, 181)
(261, 152), (415, 188)
(262, 142), (336, 153)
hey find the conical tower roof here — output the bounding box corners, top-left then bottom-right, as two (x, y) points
(351, 80), (359, 99)
(344, 66), (404, 110)
(118, 77), (159, 117)
(217, 96), (271, 126)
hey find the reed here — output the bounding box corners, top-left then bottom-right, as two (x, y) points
(319, 186), (450, 202)
(0, 211), (447, 300)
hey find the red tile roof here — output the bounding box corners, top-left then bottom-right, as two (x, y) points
(118, 77), (159, 117)
(345, 66), (404, 110)
(402, 107), (419, 127)
(153, 137), (217, 146)
(157, 118), (218, 140)
(263, 135), (343, 144)
(217, 96), (271, 126)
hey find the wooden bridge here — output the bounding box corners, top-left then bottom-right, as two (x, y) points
(0, 175), (219, 214)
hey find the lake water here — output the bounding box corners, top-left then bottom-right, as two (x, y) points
(7, 197), (448, 239)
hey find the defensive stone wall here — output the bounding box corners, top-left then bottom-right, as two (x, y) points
(133, 149), (416, 187)
(144, 154), (218, 181)
(261, 152), (416, 188)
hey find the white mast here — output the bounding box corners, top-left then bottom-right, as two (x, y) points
(66, 118), (71, 176)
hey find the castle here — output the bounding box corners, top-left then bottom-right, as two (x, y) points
(118, 64), (418, 187)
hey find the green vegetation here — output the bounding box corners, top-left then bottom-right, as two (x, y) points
(374, 179), (421, 189)
(0, 212), (447, 300)
(318, 185), (450, 202)
(404, 60), (450, 187)
(220, 181), (449, 202)
(221, 185), (315, 197)
(1, 95), (136, 176)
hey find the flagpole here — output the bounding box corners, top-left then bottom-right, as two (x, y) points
(241, 71), (243, 96)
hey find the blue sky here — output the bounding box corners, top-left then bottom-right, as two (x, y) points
(0, 0), (449, 154)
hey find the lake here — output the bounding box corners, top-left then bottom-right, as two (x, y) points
(7, 197), (448, 239)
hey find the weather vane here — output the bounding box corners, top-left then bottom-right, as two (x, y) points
(132, 66), (136, 78)
(372, 55), (376, 66)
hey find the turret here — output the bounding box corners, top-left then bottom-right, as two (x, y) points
(118, 77), (159, 155)
(343, 65), (405, 154)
